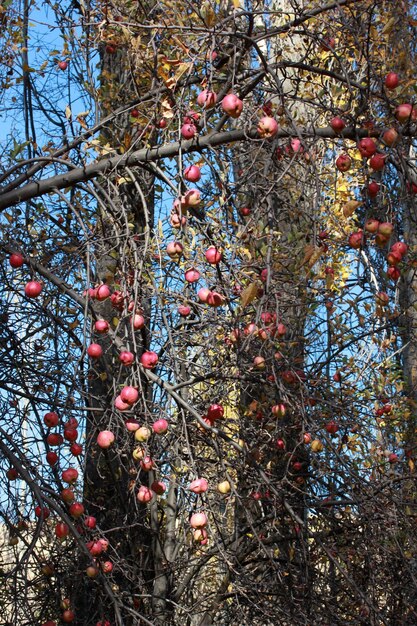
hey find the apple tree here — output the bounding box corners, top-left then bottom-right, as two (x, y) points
(1, 1), (417, 625)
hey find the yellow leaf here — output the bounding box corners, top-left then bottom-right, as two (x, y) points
(342, 200), (361, 217)
(65, 105), (72, 120)
(301, 244), (315, 266)
(161, 97), (174, 119)
(240, 282), (260, 308)
(77, 116), (88, 130)
(381, 16), (395, 34)
(308, 247), (323, 268)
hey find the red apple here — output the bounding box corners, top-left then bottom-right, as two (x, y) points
(348, 230), (364, 249)
(152, 418), (169, 434)
(132, 313), (145, 330)
(207, 291), (224, 307)
(61, 488), (75, 504)
(170, 211), (187, 229)
(70, 443), (83, 456)
(55, 522), (69, 539)
(6, 467), (18, 480)
(330, 117), (345, 133)
(189, 478), (208, 494)
(84, 515), (97, 529)
(378, 222), (394, 237)
(140, 351), (158, 369)
(391, 241), (408, 256)
(65, 416), (78, 428)
(86, 565), (99, 578)
(207, 404), (224, 420)
(358, 138), (377, 158)
(197, 89), (217, 109)
(44, 411), (59, 427)
(24, 281), (42, 298)
(88, 540), (103, 556)
(47, 433), (63, 446)
(190, 512), (207, 528)
(151, 481), (166, 495)
(181, 123), (197, 139)
(9, 253), (24, 268)
(385, 72), (399, 89)
(325, 421), (339, 435)
(35, 506), (50, 519)
(364, 218), (379, 233)
(383, 128), (399, 146)
(95, 284), (111, 301)
(257, 116), (278, 138)
(221, 93), (243, 118)
(387, 251), (402, 266)
(336, 154), (351, 172)
(183, 110), (200, 124)
(184, 165), (201, 182)
(101, 561), (113, 574)
(114, 395), (130, 411)
(137, 485), (153, 503)
(98, 537), (109, 552)
(120, 386), (139, 405)
(140, 455), (154, 471)
(87, 343), (103, 358)
(387, 266), (400, 281)
(62, 468), (78, 484)
(94, 320), (109, 333)
(125, 418), (139, 432)
(184, 188), (201, 206)
(46, 451), (58, 466)
(184, 268), (200, 283)
(370, 153), (387, 171)
(97, 430), (115, 449)
(205, 246), (222, 264)
(64, 428), (78, 442)
(253, 355), (266, 370)
(198, 287), (211, 302)
(119, 350), (134, 366)
(58, 61), (68, 71)
(69, 502), (85, 518)
(395, 103), (413, 123)
(367, 182), (380, 198)
(178, 305), (191, 317)
(111, 291), (125, 310)
(62, 610), (75, 623)
(166, 241), (184, 260)
(271, 403), (286, 418)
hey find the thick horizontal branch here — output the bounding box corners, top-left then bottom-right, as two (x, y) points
(0, 124), (404, 212)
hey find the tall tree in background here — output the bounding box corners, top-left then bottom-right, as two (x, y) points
(1, 1), (417, 625)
